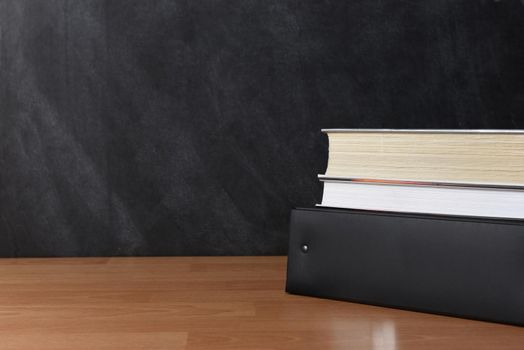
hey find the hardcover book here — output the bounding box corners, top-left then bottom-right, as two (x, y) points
(318, 178), (524, 219)
(323, 129), (524, 186)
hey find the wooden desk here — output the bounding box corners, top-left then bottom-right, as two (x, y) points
(0, 256), (522, 349)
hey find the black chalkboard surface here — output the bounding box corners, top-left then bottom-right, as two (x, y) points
(0, 1), (523, 256)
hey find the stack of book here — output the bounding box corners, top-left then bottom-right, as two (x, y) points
(286, 129), (524, 326)
(318, 129), (524, 219)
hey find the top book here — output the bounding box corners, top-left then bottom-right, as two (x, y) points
(322, 129), (524, 187)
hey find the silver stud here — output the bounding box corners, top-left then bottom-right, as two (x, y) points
(301, 244), (309, 253)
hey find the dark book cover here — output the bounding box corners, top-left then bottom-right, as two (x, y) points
(286, 207), (524, 326)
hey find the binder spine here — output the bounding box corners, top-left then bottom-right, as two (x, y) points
(286, 208), (524, 326)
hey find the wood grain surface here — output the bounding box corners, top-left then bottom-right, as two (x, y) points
(0, 256), (522, 349)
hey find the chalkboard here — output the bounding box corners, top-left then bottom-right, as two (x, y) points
(1, 0), (523, 256)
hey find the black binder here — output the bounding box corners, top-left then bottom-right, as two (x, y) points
(286, 207), (524, 326)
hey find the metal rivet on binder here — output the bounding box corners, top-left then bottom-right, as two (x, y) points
(301, 244), (309, 253)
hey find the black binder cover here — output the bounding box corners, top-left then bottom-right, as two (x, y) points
(286, 208), (524, 326)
